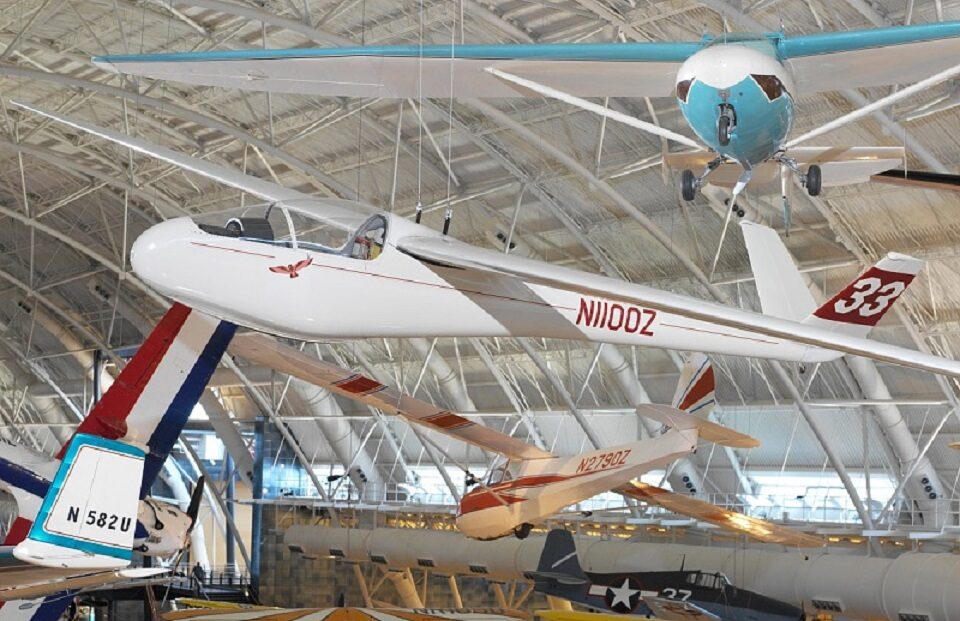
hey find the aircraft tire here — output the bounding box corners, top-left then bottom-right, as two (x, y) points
(681, 169), (697, 201)
(807, 165), (822, 196)
(718, 114), (732, 146)
(514, 523), (534, 539)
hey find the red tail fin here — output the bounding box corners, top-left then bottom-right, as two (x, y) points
(804, 254), (922, 337)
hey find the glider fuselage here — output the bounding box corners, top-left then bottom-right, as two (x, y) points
(676, 42), (795, 168)
(130, 208), (835, 364)
(455, 430), (697, 540)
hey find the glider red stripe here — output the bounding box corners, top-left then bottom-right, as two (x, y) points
(421, 411), (474, 430)
(678, 366), (715, 412)
(460, 468), (636, 515)
(334, 375), (384, 395)
(3, 516), (33, 545)
(58, 304), (192, 456)
(458, 490), (525, 514)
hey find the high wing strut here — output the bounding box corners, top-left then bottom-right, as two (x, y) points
(484, 67), (702, 150)
(787, 60), (960, 148)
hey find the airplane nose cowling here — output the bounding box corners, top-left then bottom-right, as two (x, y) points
(130, 217), (200, 294)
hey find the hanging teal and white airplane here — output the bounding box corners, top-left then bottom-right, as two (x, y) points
(93, 20), (960, 224)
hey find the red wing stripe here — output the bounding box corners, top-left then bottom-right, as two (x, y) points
(421, 411), (475, 430)
(333, 374), (386, 395)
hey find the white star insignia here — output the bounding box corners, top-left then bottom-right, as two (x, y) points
(608, 578), (639, 610)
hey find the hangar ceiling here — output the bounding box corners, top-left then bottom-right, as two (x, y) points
(0, 0), (959, 531)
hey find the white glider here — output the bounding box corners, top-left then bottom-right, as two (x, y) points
(14, 101), (959, 383)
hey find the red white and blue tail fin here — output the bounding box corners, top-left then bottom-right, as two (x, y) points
(13, 434), (144, 569)
(672, 353), (716, 417)
(61, 303), (236, 496)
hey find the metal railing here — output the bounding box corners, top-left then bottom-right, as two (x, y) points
(262, 475), (960, 531)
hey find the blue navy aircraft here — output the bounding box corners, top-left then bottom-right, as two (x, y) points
(532, 530), (802, 621)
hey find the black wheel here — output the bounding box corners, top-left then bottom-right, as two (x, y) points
(514, 523), (533, 539)
(680, 169), (697, 201)
(718, 114), (732, 146)
(737, 209), (745, 217)
(806, 164), (822, 196)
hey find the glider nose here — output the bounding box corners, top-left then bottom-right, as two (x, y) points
(131, 217), (199, 293)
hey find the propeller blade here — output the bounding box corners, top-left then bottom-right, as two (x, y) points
(186, 475), (205, 534)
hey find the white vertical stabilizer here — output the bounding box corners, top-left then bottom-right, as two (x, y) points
(12, 434), (144, 569)
(740, 221), (816, 322)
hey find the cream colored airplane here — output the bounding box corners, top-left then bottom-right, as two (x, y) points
(13, 102), (960, 384)
(233, 333), (766, 541)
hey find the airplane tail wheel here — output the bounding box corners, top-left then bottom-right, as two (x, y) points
(680, 169), (698, 201)
(806, 164), (822, 196)
(718, 114), (732, 146)
(514, 523), (533, 539)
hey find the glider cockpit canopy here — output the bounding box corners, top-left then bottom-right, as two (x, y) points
(194, 200), (387, 260)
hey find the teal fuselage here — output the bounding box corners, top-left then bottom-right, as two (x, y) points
(675, 41), (795, 168)
(679, 77), (794, 166)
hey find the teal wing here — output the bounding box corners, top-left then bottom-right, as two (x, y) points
(92, 41), (703, 98)
(779, 21), (960, 92)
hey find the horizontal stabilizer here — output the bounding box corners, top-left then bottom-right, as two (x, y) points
(645, 597), (720, 621)
(636, 404), (758, 449)
(666, 146), (904, 189)
(13, 434), (145, 569)
(0, 568), (169, 601)
(531, 572), (589, 586)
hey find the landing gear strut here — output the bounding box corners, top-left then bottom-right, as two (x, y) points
(775, 154), (824, 234)
(679, 157), (724, 202)
(514, 523), (533, 539)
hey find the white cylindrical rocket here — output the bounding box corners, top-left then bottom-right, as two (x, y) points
(285, 526), (960, 620)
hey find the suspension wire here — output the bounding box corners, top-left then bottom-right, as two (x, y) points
(442, 0), (459, 235)
(415, 0), (424, 221)
(356, 0), (367, 200)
